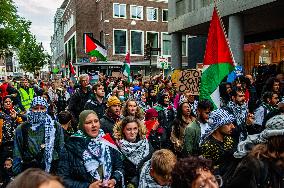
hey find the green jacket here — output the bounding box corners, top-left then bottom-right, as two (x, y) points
(183, 120), (201, 156)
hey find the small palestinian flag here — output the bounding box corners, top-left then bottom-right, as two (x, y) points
(84, 34), (107, 61)
(100, 133), (120, 152)
(70, 61), (76, 75)
(123, 51), (131, 82)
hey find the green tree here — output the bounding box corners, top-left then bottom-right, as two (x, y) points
(18, 34), (50, 75)
(0, 0), (31, 57)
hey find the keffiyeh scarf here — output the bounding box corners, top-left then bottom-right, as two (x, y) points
(117, 139), (150, 166)
(227, 101), (248, 141)
(44, 114), (56, 172)
(76, 129), (112, 181)
(27, 96), (56, 173)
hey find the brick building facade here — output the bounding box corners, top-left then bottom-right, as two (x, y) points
(52, 0), (188, 76)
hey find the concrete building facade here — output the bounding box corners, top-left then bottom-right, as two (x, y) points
(169, 0), (284, 72)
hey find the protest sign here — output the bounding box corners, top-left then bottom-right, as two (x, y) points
(172, 69), (201, 95)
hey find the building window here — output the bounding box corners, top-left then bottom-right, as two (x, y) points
(130, 5), (143, 20)
(131, 30), (143, 55)
(162, 33), (171, 56)
(147, 7), (158, 21)
(146, 32), (159, 55)
(182, 35), (187, 56)
(162, 9), (168, 22)
(114, 30), (127, 54)
(113, 3), (126, 18)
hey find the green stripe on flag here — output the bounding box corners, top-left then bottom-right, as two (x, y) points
(89, 50), (107, 61)
(200, 62), (234, 107)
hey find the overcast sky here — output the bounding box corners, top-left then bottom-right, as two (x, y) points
(14, 0), (63, 54)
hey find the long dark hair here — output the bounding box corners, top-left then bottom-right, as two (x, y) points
(172, 102), (193, 137)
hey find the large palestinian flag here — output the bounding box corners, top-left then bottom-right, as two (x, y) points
(199, 7), (235, 109)
(84, 34), (107, 61)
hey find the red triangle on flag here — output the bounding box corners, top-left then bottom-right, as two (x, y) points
(125, 51), (130, 64)
(203, 7), (234, 66)
(85, 34), (97, 53)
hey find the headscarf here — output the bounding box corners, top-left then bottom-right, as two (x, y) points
(27, 96), (49, 129)
(78, 110), (96, 132)
(145, 108), (158, 121)
(200, 108), (235, 144)
(72, 110), (113, 182)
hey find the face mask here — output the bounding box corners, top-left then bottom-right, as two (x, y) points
(119, 96), (125, 101)
(28, 111), (47, 124)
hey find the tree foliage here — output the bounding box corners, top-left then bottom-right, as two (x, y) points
(18, 34), (50, 75)
(0, 0), (31, 57)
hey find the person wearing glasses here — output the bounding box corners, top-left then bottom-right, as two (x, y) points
(12, 96), (64, 175)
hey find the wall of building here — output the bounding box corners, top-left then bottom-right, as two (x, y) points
(102, 0), (168, 62)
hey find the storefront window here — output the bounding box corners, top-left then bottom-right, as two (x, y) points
(259, 46), (271, 65)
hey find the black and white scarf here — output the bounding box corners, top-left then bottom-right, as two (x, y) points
(117, 139), (150, 166)
(28, 96), (56, 173)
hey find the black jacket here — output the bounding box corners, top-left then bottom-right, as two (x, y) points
(57, 136), (124, 188)
(227, 156), (284, 188)
(100, 115), (116, 135)
(122, 142), (154, 187)
(84, 95), (107, 120)
(68, 87), (91, 120)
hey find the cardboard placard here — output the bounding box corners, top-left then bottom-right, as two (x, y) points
(111, 72), (123, 78)
(172, 69), (202, 95)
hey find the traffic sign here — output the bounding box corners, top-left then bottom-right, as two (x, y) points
(157, 56), (169, 69)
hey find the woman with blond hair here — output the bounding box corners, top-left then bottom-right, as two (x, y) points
(113, 116), (153, 187)
(121, 99), (144, 120)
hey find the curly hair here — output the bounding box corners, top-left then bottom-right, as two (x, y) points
(113, 116), (147, 141)
(171, 156), (213, 188)
(121, 99), (144, 120)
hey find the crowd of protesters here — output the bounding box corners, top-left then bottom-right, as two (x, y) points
(0, 70), (283, 188)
